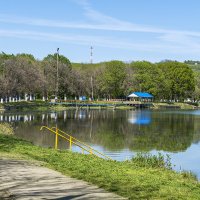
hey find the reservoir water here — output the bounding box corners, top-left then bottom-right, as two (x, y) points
(1, 109), (200, 178)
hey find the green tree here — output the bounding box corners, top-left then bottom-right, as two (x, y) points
(192, 71), (200, 101)
(99, 61), (126, 98)
(44, 53), (71, 69)
(42, 54), (72, 98)
(16, 53), (36, 61)
(130, 61), (166, 99)
(158, 61), (195, 100)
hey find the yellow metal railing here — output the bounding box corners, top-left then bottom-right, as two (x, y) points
(40, 126), (112, 160)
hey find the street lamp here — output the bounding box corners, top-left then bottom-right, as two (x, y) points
(56, 48), (59, 100)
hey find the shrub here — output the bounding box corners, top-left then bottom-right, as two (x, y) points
(131, 152), (172, 169)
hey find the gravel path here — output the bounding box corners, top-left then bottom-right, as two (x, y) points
(0, 159), (126, 200)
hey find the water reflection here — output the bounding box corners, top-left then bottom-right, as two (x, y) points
(1, 109), (200, 177)
(0, 110), (199, 153)
(128, 111), (151, 125)
(0, 114), (35, 122)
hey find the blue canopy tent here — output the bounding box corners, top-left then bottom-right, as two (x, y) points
(128, 92), (153, 102)
(133, 92), (153, 98)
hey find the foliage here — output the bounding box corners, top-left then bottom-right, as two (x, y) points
(0, 52), (198, 101)
(180, 170), (198, 180)
(43, 53), (72, 69)
(130, 61), (167, 99)
(0, 56), (45, 97)
(99, 60), (126, 98)
(158, 61), (195, 100)
(192, 71), (200, 100)
(0, 123), (14, 135)
(16, 53), (36, 61)
(0, 134), (200, 200)
(131, 152), (172, 169)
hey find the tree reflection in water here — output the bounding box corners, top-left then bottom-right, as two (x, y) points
(1, 109), (200, 153)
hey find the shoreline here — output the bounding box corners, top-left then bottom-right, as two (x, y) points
(0, 130), (200, 200)
(0, 101), (198, 112)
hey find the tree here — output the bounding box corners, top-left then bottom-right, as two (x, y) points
(130, 61), (166, 99)
(16, 53), (36, 61)
(158, 61), (195, 100)
(43, 54), (71, 69)
(192, 71), (200, 101)
(0, 56), (44, 97)
(42, 54), (72, 98)
(99, 61), (126, 98)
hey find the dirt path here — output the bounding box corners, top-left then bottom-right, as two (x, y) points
(0, 159), (126, 200)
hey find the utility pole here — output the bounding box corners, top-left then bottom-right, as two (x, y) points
(91, 76), (94, 100)
(90, 46), (94, 100)
(56, 48), (59, 100)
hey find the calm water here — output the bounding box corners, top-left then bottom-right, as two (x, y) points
(1, 109), (200, 178)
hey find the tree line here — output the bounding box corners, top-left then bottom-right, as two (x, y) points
(0, 52), (198, 101)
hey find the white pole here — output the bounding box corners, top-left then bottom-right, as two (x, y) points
(25, 94), (28, 101)
(56, 48), (59, 100)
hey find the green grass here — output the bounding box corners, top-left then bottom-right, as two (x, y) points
(153, 102), (196, 109)
(1, 101), (74, 111)
(0, 130), (200, 200)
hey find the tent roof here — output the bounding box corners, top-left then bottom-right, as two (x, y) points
(128, 93), (138, 97)
(128, 92), (153, 98)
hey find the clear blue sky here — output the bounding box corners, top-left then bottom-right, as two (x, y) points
(1, 0), (200, 63)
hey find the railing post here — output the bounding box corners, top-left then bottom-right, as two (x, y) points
(55, 127), (58, 149)
(40, 126), (112, 160)
(69, 136), (72, 151)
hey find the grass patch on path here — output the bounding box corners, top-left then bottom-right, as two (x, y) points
(0, 132), (200, 199)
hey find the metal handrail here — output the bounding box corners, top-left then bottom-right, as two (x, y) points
(40, 126), (112, 160)
(40, 126), (91, 154)
(51, 127), (112, 160)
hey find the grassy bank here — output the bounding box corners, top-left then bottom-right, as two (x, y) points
(0, 100), (198, 111)
(153, 102), (196, 109)
(0, 127), (200, 199)
(0, 101), (134, 111)
(0, 101), (73, 112)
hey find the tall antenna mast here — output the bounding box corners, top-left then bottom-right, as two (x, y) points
(90, 46), (93, 64)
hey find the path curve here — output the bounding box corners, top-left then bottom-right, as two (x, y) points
(0, 159), (126, 200)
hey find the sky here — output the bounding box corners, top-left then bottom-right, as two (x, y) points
(1, 0), (200, 63)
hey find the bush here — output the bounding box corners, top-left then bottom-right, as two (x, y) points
(180, 170), (197, 181)
(131, 152), (172, 169)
